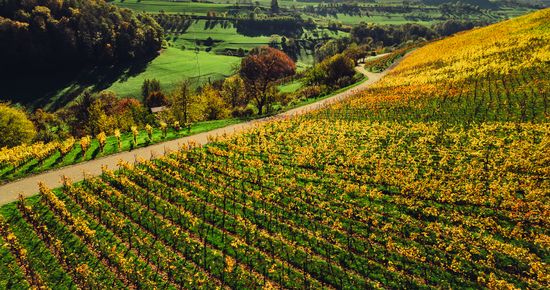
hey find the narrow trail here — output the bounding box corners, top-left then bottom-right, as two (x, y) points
(0, 55), (404, 205)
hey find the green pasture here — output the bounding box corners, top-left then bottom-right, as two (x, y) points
(278, 80), (303, 93)
(114, 0), (232, 14)
(171, 20), (348, 49)
(317, 13), (437, 26)
(116, 0), (310, 12)
(169, 19), (272, 52)
(107, 47), (241, 98)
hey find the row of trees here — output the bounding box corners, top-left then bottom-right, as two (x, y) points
(0, 0), (163, 71)
(0, 92), (154, 148)
(350, 19), (489, 47)
(351, 22), (438, 47)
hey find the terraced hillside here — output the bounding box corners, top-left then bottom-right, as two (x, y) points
(0, 9), (548, 289)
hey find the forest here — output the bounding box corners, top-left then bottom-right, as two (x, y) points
(0, 0), (163, 71)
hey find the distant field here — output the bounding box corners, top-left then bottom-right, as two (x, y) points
(115, 0), (232, 14)
(107, 47), (241, 98)
(319, 13), (437, 26)
(169, 19), (272, 52)
(115, 0), (309, 12)
(171, 20), (348, 52)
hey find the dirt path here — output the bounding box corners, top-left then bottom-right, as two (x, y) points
(0, 57), (401, 205)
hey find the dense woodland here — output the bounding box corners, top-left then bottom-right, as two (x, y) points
(0, 0), (163, 71)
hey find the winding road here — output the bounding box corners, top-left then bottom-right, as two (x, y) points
(0, 55), (402, 205)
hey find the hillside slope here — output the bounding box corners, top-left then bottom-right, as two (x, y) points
(328, 8), (550, 123)
(0, 9), (548, 289)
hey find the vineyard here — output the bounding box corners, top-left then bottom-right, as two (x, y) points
(331, 8), (550, 124)
(0, 8), (548, 290)
(363, 45), (417, 73)
(0, 119), (237, 183)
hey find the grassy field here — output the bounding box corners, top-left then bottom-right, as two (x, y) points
(277, 80), (303, 93)
(321, 13), (437, 26)
(167, 21), (348, 73)
(116, 0), (311, 12)
(115, 0), (232, 14)
(171, 20), (348, 51)
(169, 19), (272, 52)
(107, 47), (241, 98)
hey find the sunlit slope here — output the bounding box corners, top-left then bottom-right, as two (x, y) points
(330, 8), (550, 123)
(389, 8), (549, 84)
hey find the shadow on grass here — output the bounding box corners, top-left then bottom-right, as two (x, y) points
(48, 154), (64, 170)
(90, 146), (101, 160)
(24, 160), (41, 174)
(0, 54), (157, 111)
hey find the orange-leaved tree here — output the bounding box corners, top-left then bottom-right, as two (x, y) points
(239, 46), (295, 114)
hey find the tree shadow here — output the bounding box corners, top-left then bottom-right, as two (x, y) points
(234, 20), (303, 38)
(0, 53), (158, 111)
(90, 146), (101, 160)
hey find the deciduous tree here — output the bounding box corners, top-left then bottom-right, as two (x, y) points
(0, 103), (36, 147)
(202, 85), (231, 120)
(170, 81), (204, 125)
(239, 46), (295, 114)
(221, 75), (247, 108)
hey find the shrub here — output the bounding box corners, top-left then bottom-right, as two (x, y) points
(232, 107), (255, 118)
(0, 103), (36, 147)
(306, 53), (356, 88)
(97, 132), (107, 152)
(296, 85), (322, 99)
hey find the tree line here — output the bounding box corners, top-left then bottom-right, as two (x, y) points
(0, 0), (163, 72)
(350, 19), (489, 47)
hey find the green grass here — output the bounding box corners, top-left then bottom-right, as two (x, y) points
(107, 47), (241, 98)
(114, 0), (232, 14)
(317, 13), (437, 26)
(278, 80), (303, 93)
(169, 20), (272, 52)
(115, 0), (311, 13)
(0, 118), (241, 184)
(170, 21), (348, 53)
